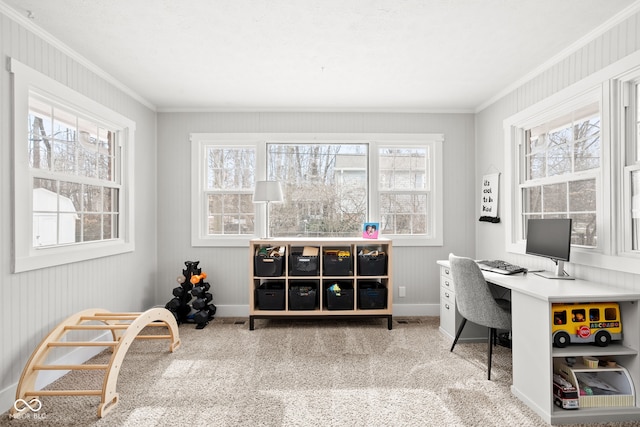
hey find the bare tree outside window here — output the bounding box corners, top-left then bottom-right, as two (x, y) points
(205, 146), (255, 235)
(267, 143), (367, 237)
(522, 103), (600, 247)
(29, 95), (119, 247)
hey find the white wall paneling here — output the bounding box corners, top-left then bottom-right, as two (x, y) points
(475, 9), (640, 291)
(0, 11), (158, 412)
(156, 112), (476, 317)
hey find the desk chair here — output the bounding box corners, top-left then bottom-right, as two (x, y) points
(448, 254), (512, 380)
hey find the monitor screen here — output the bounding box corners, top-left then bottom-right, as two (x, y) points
(525, 218), (572, 262)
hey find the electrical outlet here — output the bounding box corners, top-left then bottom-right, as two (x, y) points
(399, 286), (406, 297)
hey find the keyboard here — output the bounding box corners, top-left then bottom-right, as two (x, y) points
(477, 260), (527, 275)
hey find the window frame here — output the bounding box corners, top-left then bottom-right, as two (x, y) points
(11, 58), (135, 273)
(190, 136), (260, 247)
(191, 133), (443, 247)
(503, 60), (640, 274)
(619, 71), (640, 256)
(520, 101), (601, 249)
(504, 86), (609, 263)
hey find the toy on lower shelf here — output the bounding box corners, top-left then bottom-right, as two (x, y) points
(555, 360), (635, 408)
(553, 374), (580, 410)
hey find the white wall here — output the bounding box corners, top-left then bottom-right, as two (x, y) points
(156, 112), (476, 317)
(0, 12), (158, 411)
(475, 9), (640, 290)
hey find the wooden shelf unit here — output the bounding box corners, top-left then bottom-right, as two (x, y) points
(249, 238), (392, 330)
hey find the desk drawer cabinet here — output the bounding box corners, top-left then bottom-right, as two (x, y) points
(438, 265), (484, 342)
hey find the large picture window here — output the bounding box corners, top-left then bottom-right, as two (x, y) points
(11, 59), (135, 272)
(267, 143), (368, 237)
(191, 133), (443, 247)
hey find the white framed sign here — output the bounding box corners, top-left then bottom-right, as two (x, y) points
(479, 172), (500, 223)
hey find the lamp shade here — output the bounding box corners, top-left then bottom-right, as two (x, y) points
(253, 181), (283, 203)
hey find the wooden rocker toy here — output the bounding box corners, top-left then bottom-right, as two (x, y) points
(10, 307), (181, 418)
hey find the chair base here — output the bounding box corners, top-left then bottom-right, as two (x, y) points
(450, 317), (500, 380)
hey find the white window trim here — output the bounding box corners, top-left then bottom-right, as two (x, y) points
(616, 71), (640, 257)
(190, 135), (261, 247)
(11, 58), (136, 273)
(503, 49), (640, 275)
(191, 133), (444, 247)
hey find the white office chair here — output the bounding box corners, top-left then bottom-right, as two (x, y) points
(448, 253), (512, 380)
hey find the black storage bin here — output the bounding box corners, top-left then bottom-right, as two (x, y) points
(357, 253), (387, 276)
(289, 284), (317, 310)
(254, 255), (284, 277)
(325, 282), (354, 310)
(358, 281), (387, 309)
(289, 253), (319, 276)
(323, 250), (353, 276)
(255, 281), (285, 310)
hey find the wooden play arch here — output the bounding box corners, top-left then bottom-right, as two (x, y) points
(11, 307), (181, 418)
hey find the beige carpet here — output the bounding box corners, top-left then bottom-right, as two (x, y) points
(3, 317), (639, 426)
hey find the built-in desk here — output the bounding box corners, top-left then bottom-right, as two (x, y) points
(437, 260), (640, 425)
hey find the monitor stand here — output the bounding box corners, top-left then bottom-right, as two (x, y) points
(533, 260), (574, 280)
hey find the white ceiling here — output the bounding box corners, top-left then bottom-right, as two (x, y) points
(2, 0), (638, 112)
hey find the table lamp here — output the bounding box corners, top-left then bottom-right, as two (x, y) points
(253, 181), (283, 238)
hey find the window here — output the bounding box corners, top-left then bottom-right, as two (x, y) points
(505, 87), (605, 264)
(379, 146), (431, 235)
(504, 54), (640, 275)
(521, 103), (600, 247)
(29, 95), (120, 246)
(204, 144), (256, 236)
(622, 76), (640, 253)
(191, 133), (443, 247)
(11, 59), (135, 272)
(267, 143), (368, 237)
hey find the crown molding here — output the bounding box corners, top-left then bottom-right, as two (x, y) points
(0, 1), (156, 111)
(476, 0), (640, 113)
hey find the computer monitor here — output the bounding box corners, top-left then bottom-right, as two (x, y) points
(525, 218), (574, 280)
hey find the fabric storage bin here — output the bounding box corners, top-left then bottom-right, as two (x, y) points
(254, 255), (284, 277)
(255, 281), (285, 310)
(357, 253), (387, 276)
(289, 283), (318, 310)
(358, 281), (387, 309)
(323, 249), (353, 276)
(289, 247), (320, 276)
(325, 282), (354, 310)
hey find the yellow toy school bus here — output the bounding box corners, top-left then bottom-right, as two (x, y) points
(552, 303), (622, 348)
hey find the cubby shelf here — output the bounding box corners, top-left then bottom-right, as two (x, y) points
(249, 238), (393, 330)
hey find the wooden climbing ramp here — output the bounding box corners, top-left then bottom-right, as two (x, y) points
(11, 307), (181, 418)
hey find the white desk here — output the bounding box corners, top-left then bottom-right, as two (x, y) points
(437, 260), (640, 425)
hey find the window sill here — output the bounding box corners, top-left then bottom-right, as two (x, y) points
(14, 240), (134, 273)
(508, 242), (640, 277)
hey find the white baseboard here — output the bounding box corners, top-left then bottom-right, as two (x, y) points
(0, 332), (110, 414)
(392, 303), (440, 317)
(213, 304), (439, 318)
(211, 304), (250, 318)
